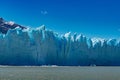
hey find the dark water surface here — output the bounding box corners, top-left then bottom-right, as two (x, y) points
(0, 66), (120, 80)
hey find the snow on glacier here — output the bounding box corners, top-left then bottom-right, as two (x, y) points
(0, 26), (120, 66)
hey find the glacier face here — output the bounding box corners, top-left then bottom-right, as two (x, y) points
(0, 26), (120, 66)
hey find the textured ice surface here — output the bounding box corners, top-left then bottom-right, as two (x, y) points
(0, 26), (120, 66)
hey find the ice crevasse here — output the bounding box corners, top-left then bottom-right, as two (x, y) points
(0, 25), (120, 66)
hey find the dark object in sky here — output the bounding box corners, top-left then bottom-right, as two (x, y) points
(0, 17), (26, 34)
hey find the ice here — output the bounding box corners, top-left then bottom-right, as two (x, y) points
(7, 21), (15, 26)
(0, 26), (120, 66)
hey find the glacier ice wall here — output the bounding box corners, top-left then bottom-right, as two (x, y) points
(0, 26), (120, 66)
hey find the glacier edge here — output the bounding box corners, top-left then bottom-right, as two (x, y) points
(0, 26), (120, 66)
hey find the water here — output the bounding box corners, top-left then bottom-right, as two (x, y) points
(0, 66), (120, 80)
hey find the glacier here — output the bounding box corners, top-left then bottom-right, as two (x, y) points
(0, 26), (120, 66)
(0, 18), (120, 66)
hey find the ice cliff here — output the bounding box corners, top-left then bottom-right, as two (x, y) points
(0, 18), (120, 66)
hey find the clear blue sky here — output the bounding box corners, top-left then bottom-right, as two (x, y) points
(0, 0), (120, 39)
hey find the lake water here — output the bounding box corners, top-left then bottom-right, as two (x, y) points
(0, 66), (120, 80)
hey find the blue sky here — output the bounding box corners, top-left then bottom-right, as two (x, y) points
(0, 0), (120, 39)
